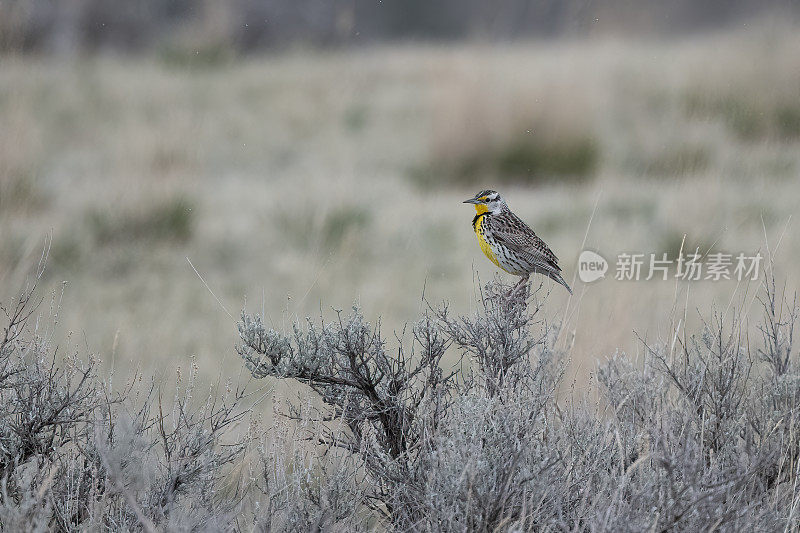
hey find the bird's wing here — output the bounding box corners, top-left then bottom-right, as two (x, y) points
(491, 216), (562, 272)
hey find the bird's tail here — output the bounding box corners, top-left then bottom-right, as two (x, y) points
(550, 271), (573, 295)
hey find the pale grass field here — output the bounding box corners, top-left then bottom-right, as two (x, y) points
(1, 23), (799, 404)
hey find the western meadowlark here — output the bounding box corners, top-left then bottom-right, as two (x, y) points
(464, 189), (572, 294)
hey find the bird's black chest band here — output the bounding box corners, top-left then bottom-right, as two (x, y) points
(472, 213), (487, 231)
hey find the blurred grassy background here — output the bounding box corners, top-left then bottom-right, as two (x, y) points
(1, 15), (799, 395)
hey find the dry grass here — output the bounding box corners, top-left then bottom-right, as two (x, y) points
(1, 21), (799, 398)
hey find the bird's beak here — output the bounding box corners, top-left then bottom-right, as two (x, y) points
(463, 198), (481, 204)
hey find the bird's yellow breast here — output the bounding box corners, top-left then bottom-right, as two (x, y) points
(473, 214), (511, 273)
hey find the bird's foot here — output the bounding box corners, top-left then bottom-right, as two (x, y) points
(507, 276), (529, 299)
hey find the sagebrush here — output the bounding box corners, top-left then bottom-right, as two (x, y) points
(238, 269), (800, 531)
(1, 260), (799, 531)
